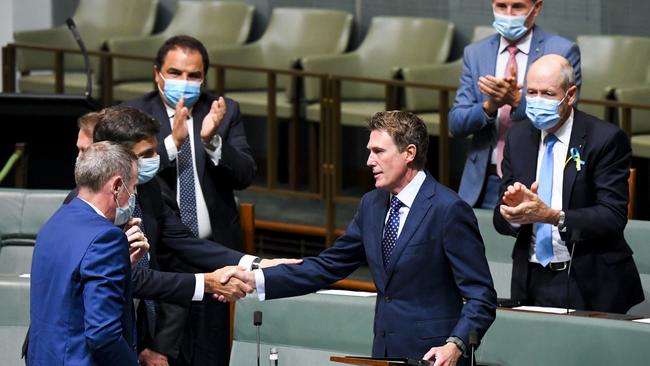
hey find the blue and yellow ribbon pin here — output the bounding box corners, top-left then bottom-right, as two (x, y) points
(564, 147), (585, 171)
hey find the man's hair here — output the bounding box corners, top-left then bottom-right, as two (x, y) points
(367, 111), (429, 170)
(155, 35), (210, 76)
(75, 141), (137, 192)
(93, 106), (160, 148)
(77, 111), (103, 137)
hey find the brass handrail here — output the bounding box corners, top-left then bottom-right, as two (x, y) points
(0, 143), (26, 186)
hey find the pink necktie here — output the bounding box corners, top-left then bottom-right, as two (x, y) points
(496, 45), (519, 177)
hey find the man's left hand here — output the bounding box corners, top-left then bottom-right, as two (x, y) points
(423, 342), (462, 366)
(200, 97), (227, 143)
(123, 218), (149, 267)
(500, 181), (559, 225)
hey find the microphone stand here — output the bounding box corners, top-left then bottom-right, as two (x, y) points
(566, 229), (580, 315)
(469, 331), (479, 366)
(254, 311), (262, 366)
(65, 18), (93, 99)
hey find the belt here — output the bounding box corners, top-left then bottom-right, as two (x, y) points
(535, 261), (570, 271)
(487, 164), (498, 176)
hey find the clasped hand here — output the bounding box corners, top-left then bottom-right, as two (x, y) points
(499, 182), (557, 225)
(478, 63), (522, 115)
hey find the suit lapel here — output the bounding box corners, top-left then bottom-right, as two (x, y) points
(192, 98), (209, 180)
(385, 174), (435, 279)
(562, 111), (587, 208)
(522, 123), (542, 187)
(479, 34), (501, 81)
(527, 26), (546, 68)
(371, 190), (390, 289)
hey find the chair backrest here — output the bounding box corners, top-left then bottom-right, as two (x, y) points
(210, 7), (353, 91)
(614, 84), (650, 135)
(577, 35), (650, 119)
(109, 1), (254, 83)
(474, 208), (513, 299)
(625, 219), (650, 316)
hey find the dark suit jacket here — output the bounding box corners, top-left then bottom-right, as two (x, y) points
(263, 173), (496, 364)
(124, 91), (256, 250)
(450, 26), (582, 206)
(28, 198), (137, 365)
(493, 109), (644, 313)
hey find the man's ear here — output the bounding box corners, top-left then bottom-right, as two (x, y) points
(567, 85), (578, 107)
(404, 144), (417, 163)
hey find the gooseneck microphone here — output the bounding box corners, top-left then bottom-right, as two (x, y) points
(565, 229), (581, 315)
(64, 18), (93, 99)
(469, 331), (479, 366)
(254, 311), (263, 366)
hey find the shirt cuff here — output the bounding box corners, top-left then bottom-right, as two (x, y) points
(192, 273), (205, 301)
(164, 134), (179, 162)
(203, 134), (222, 165)
(238, 254), (259, 270)
(254, 269), (266, 301)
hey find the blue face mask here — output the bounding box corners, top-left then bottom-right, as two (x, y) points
(525, 92), (569, 131)
(159, 73), (202, 107)
(492, 6), (534, 41)
(138, 155), (160, 184)
(114, 181), (136, 226)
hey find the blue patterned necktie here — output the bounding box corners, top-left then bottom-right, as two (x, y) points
(535, 134), (558, 266)
(382, 196), (403, 269)
(177, 138), (199, 238)
(132, 202), (156, 324)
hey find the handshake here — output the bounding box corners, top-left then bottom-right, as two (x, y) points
(204, 258), (302, 302)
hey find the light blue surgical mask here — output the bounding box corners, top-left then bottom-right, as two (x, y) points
(138, 155), (160, 184)
(525, 92), (569, 131)
(114, 181), (136, 226)
(492, 6), (534, 41)
(159, 73), (202, 107)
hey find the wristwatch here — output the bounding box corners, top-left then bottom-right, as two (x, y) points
(251, 257), (261, 270)
(556, 210), (566, 231)
(445, 336), (467, 355)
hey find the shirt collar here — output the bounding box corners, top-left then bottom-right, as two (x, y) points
(541, 108), (574, 146)
(499, 28), (533, 56)
(164, 103), (193, 119)
(393, 170), (426, 209)
(78, 197), (106, 218)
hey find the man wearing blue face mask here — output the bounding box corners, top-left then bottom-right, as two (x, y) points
(450, 0), (581, 209)
(493, 54), (643, 313)
(123, 35), (257, 366)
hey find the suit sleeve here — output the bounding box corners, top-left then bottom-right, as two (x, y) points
(450, 46), (493, 138)
(131, 266), (195, 304)
(81, 228), (137, 366)
(212, 100), (257, 190)
(444, 200), (497, 347)
(564, 128), (630, 242)
(263, 208), (367, 299)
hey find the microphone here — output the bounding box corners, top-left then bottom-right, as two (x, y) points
(254, 311), (262, 366)
(565, 229), (580, 315)
(65, 18), (93, 99)
(469, 331), (479, 366)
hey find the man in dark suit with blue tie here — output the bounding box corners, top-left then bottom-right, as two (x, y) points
(493, 54), (643, 313)
(28, 141), (140, 365)
(451, 0), (581, 209)
(236, 111), (496, 366)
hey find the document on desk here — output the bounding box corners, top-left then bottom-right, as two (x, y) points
(19, 273), (30, 278)
(317, 289), (376, 297)
(513, 306), (575, 314)
(632, 318), (650, 324)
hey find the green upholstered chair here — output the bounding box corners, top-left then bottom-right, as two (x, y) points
(613, 79), (650, 159)
(208, 7), (353, 118)
(14, 0), (159, 96)
(230, 292), (374, 366)
(625, 220), (650, 316)
(109, 1), (254, 102)
(0, 325), (29, 366)
(577, 35), (650, 120)
(302, 16), (455, 127)
(474, 208), (513, 299)
(400, 26), (495, 135)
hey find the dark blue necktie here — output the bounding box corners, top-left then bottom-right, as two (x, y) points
(132, 202), (156, 325)
(382, 196), (403, 269)
(177, 138), (199, 238)
(535, 134), (558, 266)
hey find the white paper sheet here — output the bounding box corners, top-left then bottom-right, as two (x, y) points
(512, 306), (575, 314)
(317, 289), (376, 297)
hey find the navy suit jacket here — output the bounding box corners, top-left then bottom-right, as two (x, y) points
(28, 198), (137, 365)
(124, 91), (256, 251)
(450, 26), (581, 206)
(263, 174), (496, 363)
(493, 110), (644, 313)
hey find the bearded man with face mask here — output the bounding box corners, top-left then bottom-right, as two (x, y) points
(493, 54), (643, 314)
(450, 0), (581, 210)
(122, 35), (257, 366)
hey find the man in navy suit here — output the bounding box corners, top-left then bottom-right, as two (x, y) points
(235, 111), (496, 366)
(493, 54), (643, 313)
(451, 0), (581, 209)
(28, 141), (139, 365)
(123, 35), (257, 366)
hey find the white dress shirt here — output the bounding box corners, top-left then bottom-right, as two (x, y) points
(528, 110), (574, 263)
(253, 170), (427, 301)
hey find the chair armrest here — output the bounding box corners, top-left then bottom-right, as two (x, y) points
(106, 35), (165, 82)
(208, 45), (265, 90)
(614, 83), (650, 135)
(14, 26), (77, 71)
(300, 53), (360, 101)
(401, 60), (462, 111)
